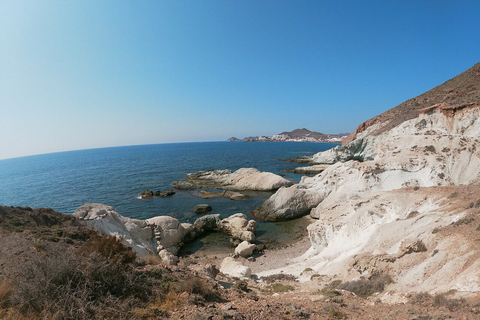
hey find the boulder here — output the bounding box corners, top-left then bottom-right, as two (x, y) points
(172, 180), (197, 189)
(218, 213), (256, 243)
(193, 214), (221, 231)
(140, 190), (154, 199)
(234, 241), (256, 257)
(252, 185), (325, 221)
(146, 215), (192, 253)
(193, 204), (213, 214)
(220, 257), (251, 278)
(174, 168), (293, 191)
(154, 189), (176, 197)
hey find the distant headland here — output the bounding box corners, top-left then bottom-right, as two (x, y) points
(228, 128), (348, 143)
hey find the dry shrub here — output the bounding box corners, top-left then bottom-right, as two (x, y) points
(453, 215), (475, 226)
(433, 292), (467, 311)
(262, 283), (295, 294)
(409, 292), (432, 304)
(78, 232), (137, 264)
(260, 273), (297, 283)
(176, 276), (221, 302)
(0, 281), (13, 307)
(337, 272), (392, 298)
(8, 242), (149, 319)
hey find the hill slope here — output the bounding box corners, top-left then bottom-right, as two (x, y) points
(344, 62), (480, 144)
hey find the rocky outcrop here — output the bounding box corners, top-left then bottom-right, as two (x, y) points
(140, 189), (176, 199)
(255, 64), (480, 300)
(218, 213), (256, 245)
(258, 105), (480, 221)
(283, 164), (330, 174)
(173, 168), (293, 191)
(193, 204), (212, 214)
(73, 203), (159, 257)
(74, 203), (257, 265)
(252, 185), (326, 221)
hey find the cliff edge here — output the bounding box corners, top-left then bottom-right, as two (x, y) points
(256, 62), (480, 302)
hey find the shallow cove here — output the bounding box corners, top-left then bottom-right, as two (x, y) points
(180, 215), (314, 259)
(0, 141), (337, 254)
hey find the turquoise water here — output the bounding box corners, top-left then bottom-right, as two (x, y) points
(0, 141), (336, 244)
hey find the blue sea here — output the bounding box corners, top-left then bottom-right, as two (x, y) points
(0, 141), (336, 245)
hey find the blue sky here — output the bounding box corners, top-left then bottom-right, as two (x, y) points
(1, 1), (479, 159)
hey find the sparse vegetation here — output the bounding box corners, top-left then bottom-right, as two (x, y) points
(453, 214), (475, 226)
(409, 292), (432, 305)
(336, 272), (393, 298)
(260, 273), (297, 283)
(433, 292), (467, 311)
(424, 145), (436, 153)
(262, 283), (295, 294)
(447, 192), (458, 199)
(327, 307), (348, 319)
(406, 210), (420, 219)
(0, 206), (221, 320)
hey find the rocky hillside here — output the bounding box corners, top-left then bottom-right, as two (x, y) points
(343, 61), (480, 144)
(253, 62), (480, 303)
(229, 128), (347, 143)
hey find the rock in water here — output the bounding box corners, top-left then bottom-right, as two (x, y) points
(193, 214), (221, 231)
(173, 167), (293, 191)
(193, 204), (213, 214)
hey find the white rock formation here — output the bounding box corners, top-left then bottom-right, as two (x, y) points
(257, 105), (480, 299)
(74, 204), (258, 265)
(218, 213), (256, 244)
(258, 106), (480, 221)
(234, 241), (256, 258)
(73, 203), (158, 257)
(220, 257), (252, 278)
(174, 168), (293, 191)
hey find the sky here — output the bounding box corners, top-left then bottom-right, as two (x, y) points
(1, 1), (479, 160)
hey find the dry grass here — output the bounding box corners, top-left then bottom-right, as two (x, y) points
(337, 272), (393, 298)
(0, 206), (224, 319)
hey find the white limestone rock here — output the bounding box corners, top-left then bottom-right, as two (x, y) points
(252, 184), (326, 221)
(256, 106), (480, 300)
(174, 168), (293, 191)
(234, 241), (256, 258)
(218, 213), (256, 243)
(73, 203), (156, 257)
(220, 257), (252, 278)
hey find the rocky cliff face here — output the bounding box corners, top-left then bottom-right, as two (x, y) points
(257, 62), (480, 301)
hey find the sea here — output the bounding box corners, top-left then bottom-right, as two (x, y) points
(0, 141), (337, 250)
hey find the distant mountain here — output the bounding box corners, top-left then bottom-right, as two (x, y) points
(228, 128), (347, 143)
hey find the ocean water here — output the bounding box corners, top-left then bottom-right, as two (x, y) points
(0, 141), (336, 246)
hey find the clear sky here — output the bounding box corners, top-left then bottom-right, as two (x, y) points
(1, 1), (479, 160)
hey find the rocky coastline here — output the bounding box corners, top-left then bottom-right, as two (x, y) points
(2, 62), (480, 319)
